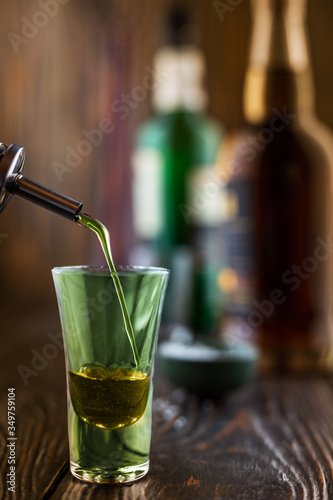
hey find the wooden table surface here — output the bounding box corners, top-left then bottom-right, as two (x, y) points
(1, 311), (333, 500)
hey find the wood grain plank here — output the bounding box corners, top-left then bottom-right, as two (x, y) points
(2, 310), (333, 499)
(39, 377), (333, 499)
(0, 312), (69, 500)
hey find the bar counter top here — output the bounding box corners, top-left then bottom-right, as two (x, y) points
(1, 311), (333, 499)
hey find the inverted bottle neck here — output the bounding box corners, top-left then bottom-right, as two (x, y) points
(243, 0), (315, 124)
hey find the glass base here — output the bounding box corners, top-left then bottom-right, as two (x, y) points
(70, 459), (149, 484)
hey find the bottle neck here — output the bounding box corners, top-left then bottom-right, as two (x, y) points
(243, 0), (315, 124)
(152, 47), (208, 113)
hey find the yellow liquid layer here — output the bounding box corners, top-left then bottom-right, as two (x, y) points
(69, 366), (150, 429)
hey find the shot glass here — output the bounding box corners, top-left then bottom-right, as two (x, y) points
(52, 265), (169, 483)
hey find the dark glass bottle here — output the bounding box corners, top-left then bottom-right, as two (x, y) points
(218, 0), (333, 371)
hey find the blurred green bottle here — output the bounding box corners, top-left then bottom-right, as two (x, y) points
(131, 5), (225, 335)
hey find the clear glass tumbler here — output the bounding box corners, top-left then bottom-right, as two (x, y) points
(52, 265), (169, 483)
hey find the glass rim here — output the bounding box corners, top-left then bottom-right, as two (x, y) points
(52, 265), (170, 276)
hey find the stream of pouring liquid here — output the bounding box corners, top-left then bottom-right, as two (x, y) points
(78, 213), (140, 367)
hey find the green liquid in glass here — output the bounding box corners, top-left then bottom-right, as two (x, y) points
(68, 383), (152, 482)
(78, 213), (140, 367)
(52, 259), (169, 482)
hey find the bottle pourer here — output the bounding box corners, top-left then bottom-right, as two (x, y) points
(0, 143), (82, 221)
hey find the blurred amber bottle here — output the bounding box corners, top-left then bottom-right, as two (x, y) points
(218, 0), (333, 371)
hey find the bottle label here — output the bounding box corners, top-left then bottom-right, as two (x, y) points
(182, 166), (231, 226)
(132, 148), (163, 239)
(219, 180), (255, 315)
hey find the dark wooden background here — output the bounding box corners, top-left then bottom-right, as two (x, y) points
(0, 0), (332, 311)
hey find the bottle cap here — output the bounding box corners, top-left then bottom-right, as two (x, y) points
(152, 2), (207, 112)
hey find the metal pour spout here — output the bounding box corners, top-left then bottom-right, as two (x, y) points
(0, 143), (82, 221)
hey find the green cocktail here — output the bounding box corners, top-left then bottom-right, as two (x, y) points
(52, 266), (169, 483)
